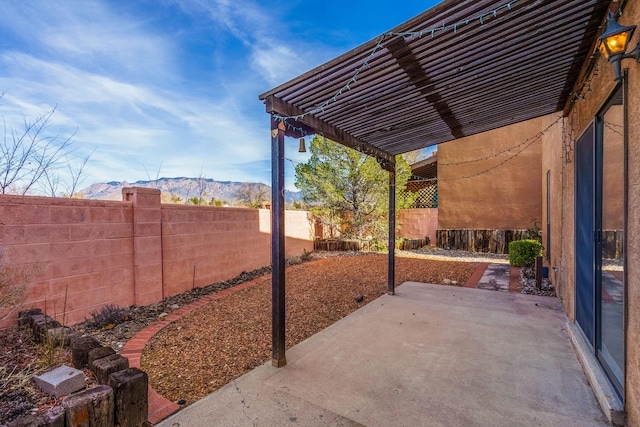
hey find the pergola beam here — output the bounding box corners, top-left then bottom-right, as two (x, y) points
(264, 95), (396, 171)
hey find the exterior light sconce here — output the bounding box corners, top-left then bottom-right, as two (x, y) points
(298, 137), (306, 153)
(598, 11), (639, 81)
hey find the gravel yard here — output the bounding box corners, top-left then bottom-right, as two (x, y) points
(141, 253), (480, 405)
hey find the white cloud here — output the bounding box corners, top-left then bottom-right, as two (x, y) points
(0, 0), (320, 191)
(250, 41), (310, 86)
(0, 1), (175, 80)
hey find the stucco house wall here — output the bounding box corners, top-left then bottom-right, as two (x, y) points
(437, 115), (554, 230)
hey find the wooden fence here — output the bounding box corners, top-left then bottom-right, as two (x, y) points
(436, 229), (532, 254)
(313, 238), (428, 252)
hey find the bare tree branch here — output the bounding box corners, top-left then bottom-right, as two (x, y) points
(143, 162), (163, 189)
(1, 96), (90, 197)
(233, 182), (269, 208)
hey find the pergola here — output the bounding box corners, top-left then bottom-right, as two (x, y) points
(259, 0), (610, 367)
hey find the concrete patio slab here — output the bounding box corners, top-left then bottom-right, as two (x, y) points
(157, 282), (608, 427)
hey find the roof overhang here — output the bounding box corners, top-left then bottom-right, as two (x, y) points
(260, 0), (611, 168)
(411, 155), (438, 180)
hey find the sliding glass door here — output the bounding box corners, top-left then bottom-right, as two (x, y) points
(575, 84), (626, 400)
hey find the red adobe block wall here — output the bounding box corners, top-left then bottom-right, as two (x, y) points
(0, 189), (314, 328)
(0, 194), (135, 327)
(397, 208), (438, 244)
(161, 206), (314, 298)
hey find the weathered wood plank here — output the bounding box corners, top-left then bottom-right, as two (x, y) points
(108, 368), (148, 427)
(436, 229), (533, 254)
(62, 385), (114, 427)
(264, 96), (395, 170)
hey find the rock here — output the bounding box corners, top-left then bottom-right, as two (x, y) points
(33, 365), (86, 398)
(442, 278), (452, 285)
(354, 295), (364, 303)
(170, 304), (180, 310)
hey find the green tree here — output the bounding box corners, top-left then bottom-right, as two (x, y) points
(295, 136), (414, 240)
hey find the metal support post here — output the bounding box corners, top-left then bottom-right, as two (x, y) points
(388, 168), (396, 295)
(271, 117), (286, 367)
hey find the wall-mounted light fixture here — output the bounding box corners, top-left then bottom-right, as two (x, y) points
(598, 11), (639, 81)
(298, 137), (306, 153)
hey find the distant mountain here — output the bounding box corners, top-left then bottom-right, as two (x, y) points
(79, 177), (302, 204)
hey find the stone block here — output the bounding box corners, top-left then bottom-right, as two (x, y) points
(62, 385), (114, 427)
(91, 354), (129, 385)
(71, 335), (102, 369)
(108, 368), (148, 427)
(33, 365), (86, 398)
(87, 347), (116, 367)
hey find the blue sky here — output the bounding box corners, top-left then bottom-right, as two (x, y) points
(0, 1), (438, 191)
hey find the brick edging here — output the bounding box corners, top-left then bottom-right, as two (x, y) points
(118, 259), (331, 425)
(465, 263), (490, 288)
(509, 266), (520, 292)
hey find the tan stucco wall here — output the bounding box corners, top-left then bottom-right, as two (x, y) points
(623, 1), (640, 422)
(543, 1), (640, 422)
(540, 115), (565, 307)
(438, 115), (556, 230)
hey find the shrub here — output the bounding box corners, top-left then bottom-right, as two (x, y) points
(89, 304), (126, 329)
(508, 239), (543, 267)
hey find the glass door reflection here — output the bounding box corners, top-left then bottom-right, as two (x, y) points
(598, 88), (625, 396)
